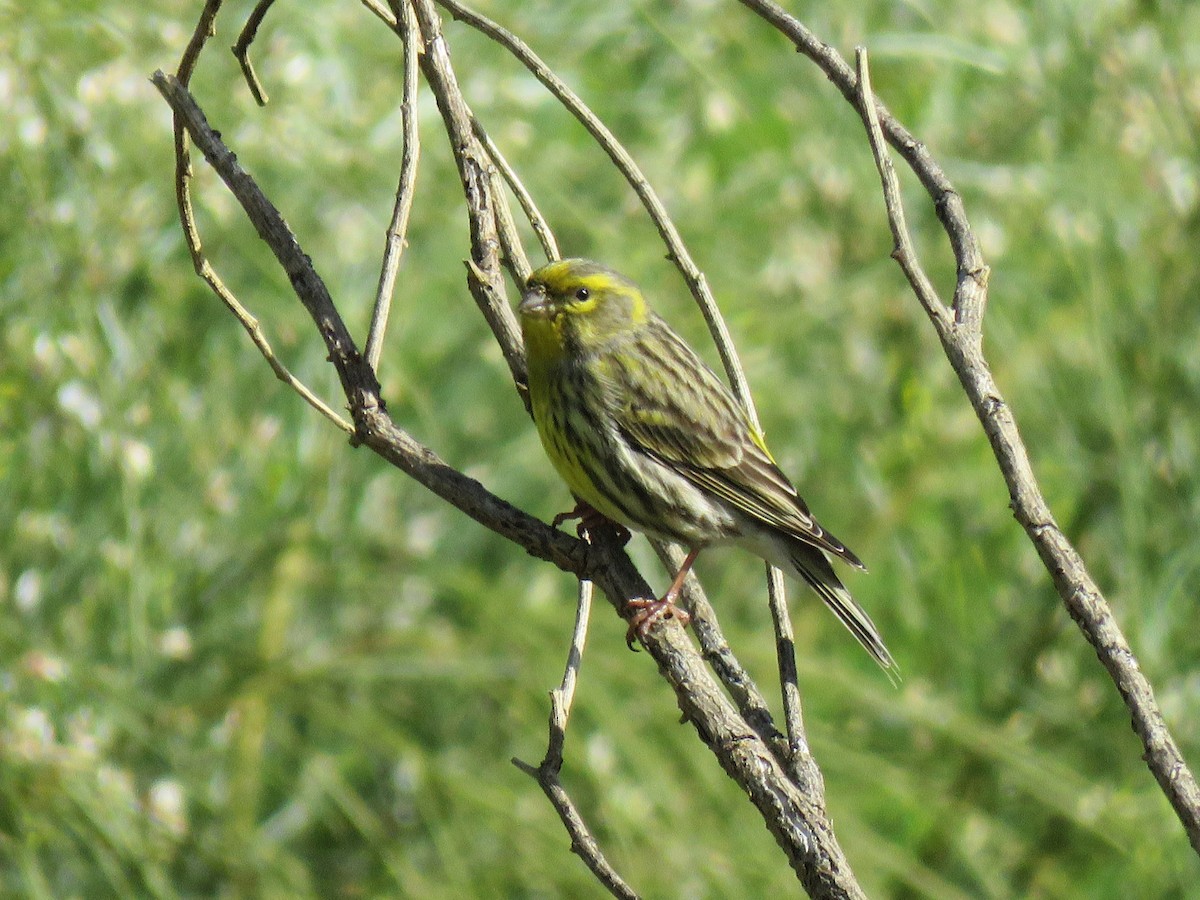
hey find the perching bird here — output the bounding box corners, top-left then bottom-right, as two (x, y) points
(518, 258), (895, 673)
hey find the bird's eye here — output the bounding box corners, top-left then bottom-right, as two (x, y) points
(574, 287), (590, 302)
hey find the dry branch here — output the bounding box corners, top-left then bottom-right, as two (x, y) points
(737, 0), (1199, 854)
(512, 580), (639, 900)
(364, 0), (420, 372)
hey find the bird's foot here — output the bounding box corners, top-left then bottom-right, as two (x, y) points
(624, 547), (702, 650)
(552, 501), (630, 545)
(624, 595), (691, 650)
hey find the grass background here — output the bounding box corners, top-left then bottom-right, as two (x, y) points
(3, 0), (1199, 896)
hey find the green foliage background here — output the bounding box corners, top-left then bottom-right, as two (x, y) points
(2, 1), (1199, 896)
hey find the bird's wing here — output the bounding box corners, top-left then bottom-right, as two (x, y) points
(608, 319), (864, 569)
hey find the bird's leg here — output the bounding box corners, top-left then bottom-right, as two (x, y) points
(552, 500), (631, 545)
(625, 548), (698, 649)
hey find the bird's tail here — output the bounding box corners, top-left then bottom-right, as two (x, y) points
(787, 541), (899, 681)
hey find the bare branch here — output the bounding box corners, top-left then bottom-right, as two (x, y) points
(365, 0), (421, 372)
(736, 0), (1200, 854)
(169, 0), (353, 434)
(231, 0), (277, 106)
(764, 565), (815, 778)
(514, 580), (638, 900)
(175, 0), (222, 84)
(555, 579), (591, 735)
(362, 0), (398, 29)
(410, 0), (526, 389)
(479, 140), (535, 286)
(853, 49), (951, 334)
(472, 118), (560, 264)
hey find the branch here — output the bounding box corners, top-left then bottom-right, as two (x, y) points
(739, 0), (1200, 853)
(365, 0), (421, 372)
(473, 125), (536, 286)
(170, 0), (352, 435)
(863, 40), (1198, 860)
(409, 0), (526, 391)
(851, 49), (951, 335)
(472, 117), (560, 266)
(513, 580), (638, 900)
(231, 0), (277, 106)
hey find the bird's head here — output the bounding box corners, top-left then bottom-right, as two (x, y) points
(520, 258), (649, 360)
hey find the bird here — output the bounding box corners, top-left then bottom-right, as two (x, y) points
(518, 257), (895, 674)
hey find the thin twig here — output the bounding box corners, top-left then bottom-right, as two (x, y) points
(853, 49), (950, 333)
(472, 118), (560, 263)
(481, 144), (535, 286)
(176, 0), (221, 83)
(231, 0), (277, 106)
(362, 0), (398, 29)
(199, 268), (354, 433)
(765, 566), (811, 768)
(365, 0), (421, 372)
(410, 0), (527, 391)
(169, 0), (353, 434)
(555, 579), (591, 728)
(513, 581), (638, 900)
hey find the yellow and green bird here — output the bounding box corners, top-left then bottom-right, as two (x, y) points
(519, 258), (895, 673)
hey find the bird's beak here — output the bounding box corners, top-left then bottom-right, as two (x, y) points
(519, 283), (550, 318)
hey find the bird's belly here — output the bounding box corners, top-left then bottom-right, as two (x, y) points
(531, 378), (737, 545)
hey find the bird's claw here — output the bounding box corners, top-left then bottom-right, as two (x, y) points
(551, 506), (582, 530)
(624, 596), (691, 650)
(552, 502), (631, 545)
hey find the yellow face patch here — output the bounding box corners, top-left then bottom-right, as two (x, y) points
(521, 259), (650, 365)
(534, 266), (616, 310)
(528, 260), (615, 296)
